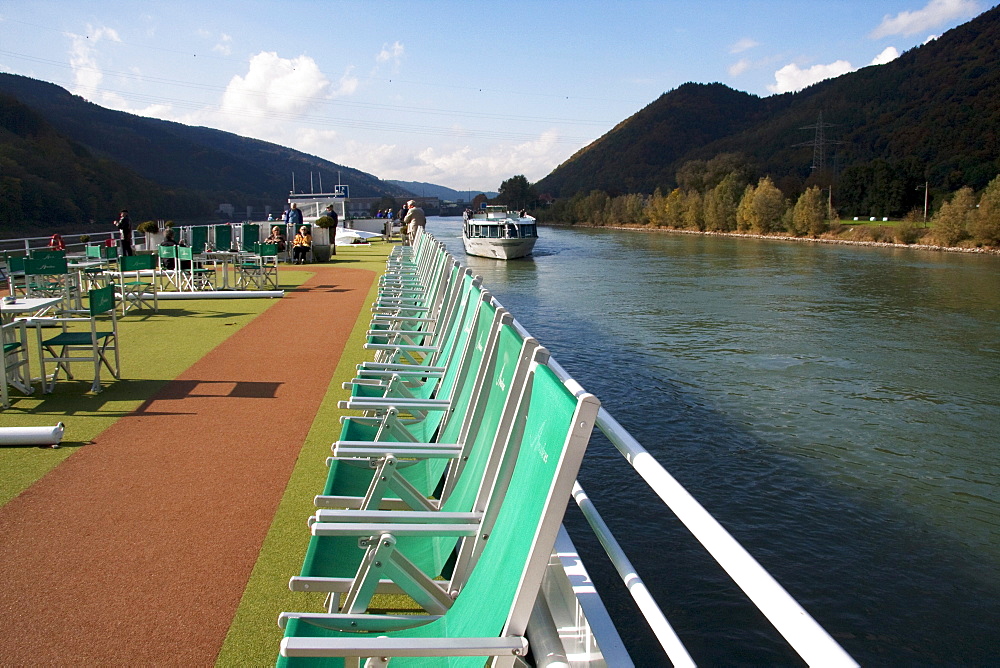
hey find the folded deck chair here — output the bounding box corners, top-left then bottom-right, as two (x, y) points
(344, 285), (491, 417)
(363, 263), (468, 371)
(277, 359), (601, 666)
(290, 332), (542, 614)
(367, 259), (462, 353)
(314, 296), (502, 506)
(366, 270), (479, 369)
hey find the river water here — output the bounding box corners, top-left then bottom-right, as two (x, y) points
(426, 217), (1000, 665)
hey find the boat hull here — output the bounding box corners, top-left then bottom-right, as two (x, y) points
(462, 235), (537, 259)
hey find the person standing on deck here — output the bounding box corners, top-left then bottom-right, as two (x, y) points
(325, 204), (339, 229)
(114, 209), (134, 256)
(403, 200), (426, 245)
(287, 203), (303, 227)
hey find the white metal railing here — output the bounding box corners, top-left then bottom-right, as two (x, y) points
(518, 339), (858, 666)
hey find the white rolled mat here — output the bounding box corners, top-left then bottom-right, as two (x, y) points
(0, 422), (65, 446)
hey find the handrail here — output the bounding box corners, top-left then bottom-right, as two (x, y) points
(571, 481), (695, 667)
(542, 352), (858, 667)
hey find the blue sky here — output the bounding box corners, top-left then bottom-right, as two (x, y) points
(0, 0), (987, 192)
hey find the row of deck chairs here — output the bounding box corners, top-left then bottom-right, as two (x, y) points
(277, 229), (602, 666)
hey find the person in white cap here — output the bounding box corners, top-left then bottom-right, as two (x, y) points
(403, 199), (426, 245)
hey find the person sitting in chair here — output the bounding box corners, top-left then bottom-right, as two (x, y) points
(158, 228), (188, 269)
(264, 225), (286, 252)
(292, 225), (311, 265)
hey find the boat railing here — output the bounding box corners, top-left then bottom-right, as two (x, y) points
(0, 231), (122, 258)
(502, 312), (858, 666)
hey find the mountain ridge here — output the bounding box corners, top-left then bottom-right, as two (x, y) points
(0, 74), (411, 228)
(535, 5), (1000, 207)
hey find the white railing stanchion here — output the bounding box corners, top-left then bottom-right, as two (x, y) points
(572, 481), (696, 668)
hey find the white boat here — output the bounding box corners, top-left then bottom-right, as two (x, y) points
(462, 205), (538, 259)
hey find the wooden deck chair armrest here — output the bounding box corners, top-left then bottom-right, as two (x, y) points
(278, 611), (441, 633)
(338, 397), (451, 411)
(310, 522), (479, 537)
(280, 636), (528, 658)
(313, 509), (481, 524)
(332, 442), (461, 459)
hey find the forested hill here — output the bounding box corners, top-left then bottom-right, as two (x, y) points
(536, 4), (1000, 203)
(0, 74), (411, 229)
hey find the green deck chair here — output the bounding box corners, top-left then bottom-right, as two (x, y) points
(157, 245), (183, 291)
(277, 359), (601, 666)
(241, 223), (261, 250)
(23, 256), (70, 301)
(364, 269), (477, 370)
(314, 296), (499, 506)
(189, 225), (209, 253)
(290, 328), (541, 616)
(176, 246), (215, 290)
(349, 279), (484, 403)
(2, 320), (32, 408)
(368, 257), (462, 354)
(214, 224), (233, 252)
(37, 284), (120, 393)
(115, 254), (158, 314)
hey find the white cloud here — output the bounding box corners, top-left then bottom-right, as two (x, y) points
(870, 0), (978, 38)
(376, 41), (405, 66)
(729, 37), (759, 54)
(212, 33), (233, 57)
(767, 60), (854, 94)
(69, 25), (121, 98)
(924, 33), (940, 43)
(869, 46), (900, 65)
(336, 129), (566, 188)
(333, 67), (359, 97)
(221, 51), (331, 121)
(728, 58), (751, 77)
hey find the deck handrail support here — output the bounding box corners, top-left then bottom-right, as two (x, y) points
(571, 481), (696, 667)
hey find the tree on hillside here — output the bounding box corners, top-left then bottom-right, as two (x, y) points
(738, 176), (787, 234)
(646, 188), (668, 227)
(497, 174), (536, 210)
(682, 190), (704, 230)
(790, 186), (828, 237)
(704, 172), (744, 231)
(664, 188), (685, 227)
(970, 174), (1000, 245)
(932, 186), (975, 246)
(676, 153), (753, 194)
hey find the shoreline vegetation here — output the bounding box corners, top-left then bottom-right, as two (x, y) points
(552, 221), (1000, 256)
(527, 171), (1000, 257)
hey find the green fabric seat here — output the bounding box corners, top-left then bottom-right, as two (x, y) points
(292, 324), (540, 617)
(277, 358), (601, 666)
(38, 284), (120, 393)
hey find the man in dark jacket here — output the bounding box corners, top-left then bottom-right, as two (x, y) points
(114, 209), (134, 256)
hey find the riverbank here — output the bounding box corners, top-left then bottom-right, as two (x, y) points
(549, 222), (1000, 256)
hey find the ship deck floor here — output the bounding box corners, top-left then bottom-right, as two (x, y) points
(0, 245), (392, 665)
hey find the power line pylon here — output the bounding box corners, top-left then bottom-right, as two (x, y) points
(794, 111), (841, 171)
